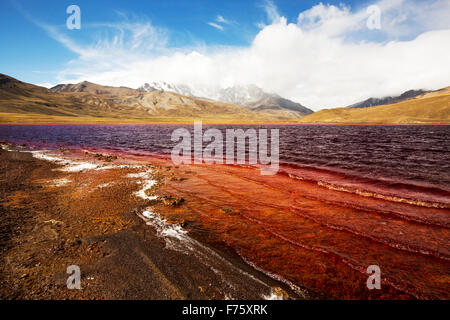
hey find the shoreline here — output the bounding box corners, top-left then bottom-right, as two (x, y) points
(1, 122), (450, 126)
(1, 142), (449, 299)
(3, 137), (448, 211)
(0, 145), (308, 300)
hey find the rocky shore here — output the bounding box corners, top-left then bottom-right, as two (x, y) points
(2, 139), (439, 300)
(0, 145), (302, 300)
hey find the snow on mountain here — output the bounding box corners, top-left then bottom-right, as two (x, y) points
(138, 82), (194, 97)
(137, 82), (313, 117)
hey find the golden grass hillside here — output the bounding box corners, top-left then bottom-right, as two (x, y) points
(0, 74), (292, 124)
(298, 92), (450, 124)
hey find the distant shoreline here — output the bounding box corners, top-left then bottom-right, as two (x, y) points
(1, 121), (450, 126)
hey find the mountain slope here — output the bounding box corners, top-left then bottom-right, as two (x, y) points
(247, 94), (313, 118)
(298, 89), (450, 124)
(0, 74), (150, 119)
(0, 74), (93, 117)
(347, 89), (428, 109)
(51, 80), (292, 120)
(0, 75), (291, 123)
(415, 86), (450, 99)
(51, 81), (139, 97)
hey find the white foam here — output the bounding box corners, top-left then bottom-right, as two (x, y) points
(126, 169), (158, 200)
(263, 288), (284, 300)
(139, 209), (188, 243)
(30, 151), (99, 172)
(61, 162), (98, 172)
(126, 172), (149, 178)
(96, 164), (143, 171)
(141, 210), (154, 219)
(137, 207), (277, 299)
(31, 151), (66, 163)
(94, 165), (117, 171)
(97, 182), (114, 189)
(0, 144), (13, 151)
(135, 180), (157, 200)
(239, 254), (309, 299)
(49, 178), (72, 187)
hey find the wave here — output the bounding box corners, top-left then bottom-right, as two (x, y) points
(278, 163), (450, 209)
(316, 180), (449, 209)
(238, 212), (439, 299)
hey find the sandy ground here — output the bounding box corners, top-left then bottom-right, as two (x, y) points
(0, 145), (306, 300)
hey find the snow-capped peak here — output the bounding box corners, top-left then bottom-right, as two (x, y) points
(138, 82), (194, 97)
(138, 82), (270, 105)
(136, 81), (313, 116)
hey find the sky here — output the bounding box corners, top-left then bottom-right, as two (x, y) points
(1, 0), (450, 110)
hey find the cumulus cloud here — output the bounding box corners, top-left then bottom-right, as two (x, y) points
(297, 3), (363, 36)
(35, 0), (450, 110)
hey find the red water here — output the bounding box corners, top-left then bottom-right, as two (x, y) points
(1, 124), (449, 299)
(157, 163), (449, 299)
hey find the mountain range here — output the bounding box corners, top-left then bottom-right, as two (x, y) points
(138, 82), (313, 118)
(0, 74), (298, 123)
(347, 89), (429, 108)
(51, 80), (311, 120)
(0, 73), (449, 124)
(299, 86), (450, 124)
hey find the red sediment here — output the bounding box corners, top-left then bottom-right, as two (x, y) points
(2, 141), (449, 299)
(152, 162), (450, 299)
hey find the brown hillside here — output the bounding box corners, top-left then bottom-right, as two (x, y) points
(0, 74), (288, 124)
(298, 92), (450, 124)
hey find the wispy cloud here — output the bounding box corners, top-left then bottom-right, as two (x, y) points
(263, 0), (281, 24)
(216, 15), (231, 24)
(256, 0), (282, 29)
(207, 22), (224, 31)
(208, 15), (234, 31)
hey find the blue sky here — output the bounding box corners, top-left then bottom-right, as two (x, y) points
(1, 0), (450, 109)
(0, 0), (374, 84)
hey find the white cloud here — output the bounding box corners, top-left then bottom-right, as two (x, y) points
(297, 3), (364, 37)
(263, 0), (281, 24)
(207, 22), (224, 31)
(216, 15), (231, 24)
(208, 15), (234, 31)
(37, 0), (450, 110)
(35, 83), (54, 88)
